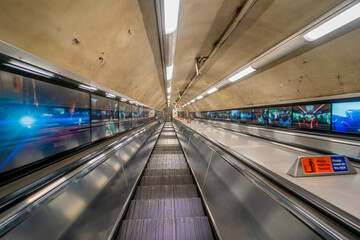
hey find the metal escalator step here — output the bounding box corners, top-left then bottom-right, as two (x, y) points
(150, 153), (185, 160)
(147, 162), (188, 169)
(148, 158), (186, 164)
(134, 185), (198, 199)
(139, 175), (193, 186)
(118, 217), (213, 240)
(152, 150), (183, 154)
(126, 198), (205, 219)
(144, 168), (190, 176)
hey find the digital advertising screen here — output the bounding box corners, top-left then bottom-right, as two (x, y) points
(293, 104), (331, 131)
(91, 95), (119, 141)
(231, 110), (240, 122)
(332, 101), (360, 134)
(269, 107), (292, 127)
(251, 108), (268, 125)
(0, 71), (90, 174)
(240, 109), (252, 123)
(217, 111), (225, 120)
(223, 111), (231, 121)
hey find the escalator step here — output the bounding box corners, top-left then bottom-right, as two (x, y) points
(140, 175), (193, 186)
(147, 162), (189, 169)
(134, 185), (198, 200)
(150, 153), (185, 160)
(118, 217), (213, 240)
(126, 198), (205, 219)
(148, 158), (186, 164)
(144, 168), (190, 176)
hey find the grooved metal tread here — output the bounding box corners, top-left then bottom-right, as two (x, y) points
(149, 158), (187, 164)
(134, 185), (198, 200)
(126, 198), (205, 219)
(150, 154), (185, 160)
(119, 217), (213, 240)
(147, 162), (189, 169)
(144, 168), (190, 176)
(139, 175), (193, 186)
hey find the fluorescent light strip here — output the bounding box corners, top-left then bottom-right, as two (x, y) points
(228, 66), (256, 82)
(207, 87), (218, 94)
(164, 0), (180, 34)
(304, 3), (360, 41)
(197, 96), (203, 100)
(5, 61), (55, 78)
(167, 87), (171, 93)
(166, 65), (174, 80)
(79, 84), (97, 91)
(167, 95), (170, 99)
(120, 97), (127, 102)
(191, 99), (195, 103)
(106, 93), (116, 98)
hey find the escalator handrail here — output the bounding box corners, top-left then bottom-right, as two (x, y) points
(175, 120), (359, 239)
(0, 121), (161, 236)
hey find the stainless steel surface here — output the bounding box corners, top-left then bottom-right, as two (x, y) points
(200, 118), (360, 160)
(1, 122), (162, 239)
(174, 120), (356, 239)
(182, 118), (360, 227)
(118, 122), (214, 240)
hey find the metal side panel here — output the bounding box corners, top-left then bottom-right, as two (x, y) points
(2, 124), (161, 240)
(206, 120), (360, 160)
(201, 152), (321, 240)
(174, 121), (326, 240)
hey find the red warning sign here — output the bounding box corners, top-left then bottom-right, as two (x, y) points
(187, 120), (191, 123)
(301, 157), (333, 174)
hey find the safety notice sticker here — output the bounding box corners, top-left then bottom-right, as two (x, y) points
(301, 157), (333, 174)
(330, 156), (348, 172)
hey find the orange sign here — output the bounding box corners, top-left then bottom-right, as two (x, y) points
(187, 120), (191, 123)
(301, 157), (333, 174)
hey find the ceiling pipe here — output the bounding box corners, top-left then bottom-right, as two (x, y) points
(176, 0), (257, 104)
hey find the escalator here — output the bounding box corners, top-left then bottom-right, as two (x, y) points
(117, 122), (214, 239)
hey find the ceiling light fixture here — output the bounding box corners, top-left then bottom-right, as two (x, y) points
(120, 97), (127, 102)
(106, 93), (116, 98)
(6, 60), (55, 78)
(167, 87), (171, 93)
(166, 65), (174, 80)
(304, 2), (360, 41)
(167, 95), (170, 99)
(79, 84), (97, 91)
(164, 0), (180, 34)
(207, 87), (218, 94)
(228, 66), (256, 82)
(197, 96), (203, 100)
(191, 99), (195, 103)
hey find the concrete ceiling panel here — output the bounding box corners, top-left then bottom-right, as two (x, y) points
(0, 0), (358, 112)
(0, 0), (165, 109)
(189, 27), (360, 111)
(178, 0), (340, 105)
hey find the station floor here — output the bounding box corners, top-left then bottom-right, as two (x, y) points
(176, 119), (360, 220)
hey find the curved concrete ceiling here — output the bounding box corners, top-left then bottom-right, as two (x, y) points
(0, 0), (359, 111)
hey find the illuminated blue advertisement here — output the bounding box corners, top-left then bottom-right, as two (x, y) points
(0, 71), (90, 173)
(332, 101), (360, 134)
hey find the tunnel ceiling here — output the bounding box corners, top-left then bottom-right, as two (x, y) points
(0, 0), (359, 111)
